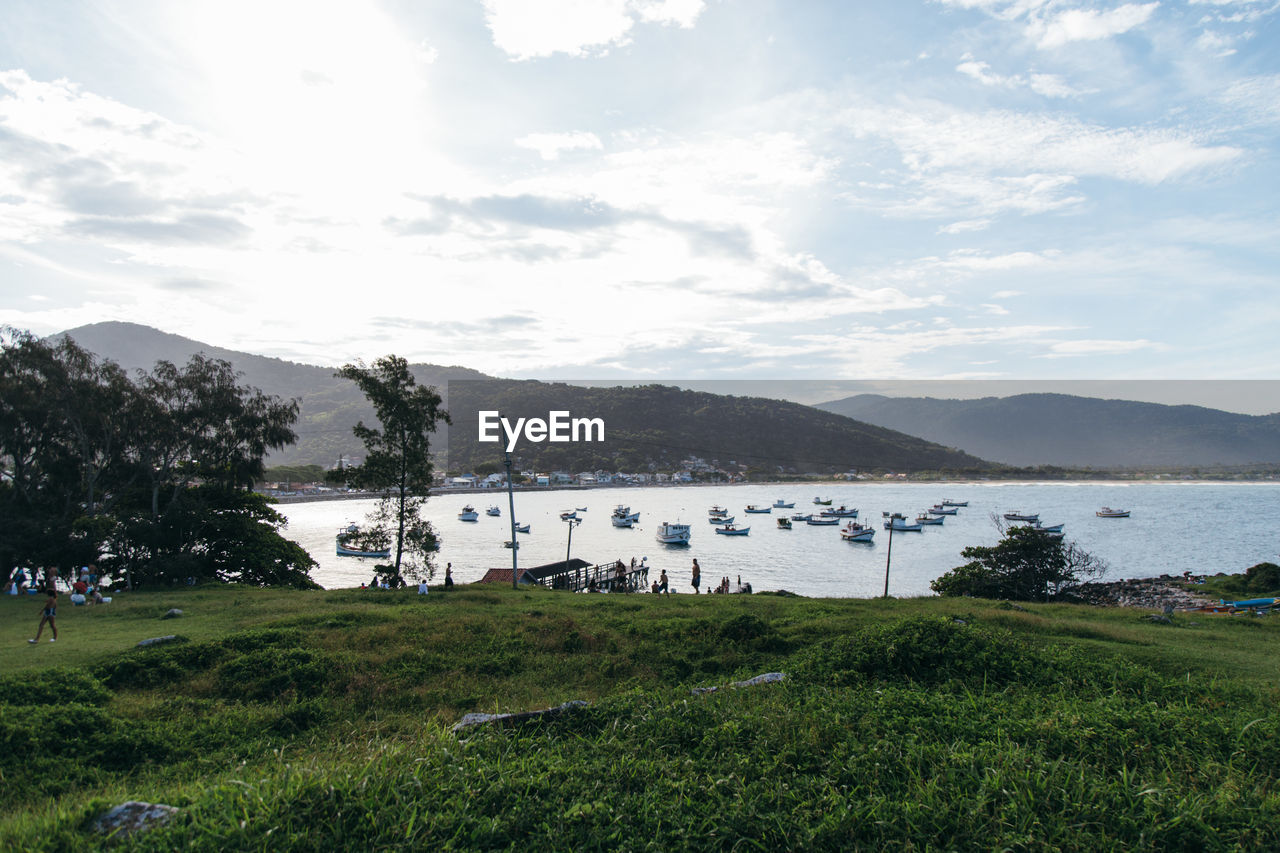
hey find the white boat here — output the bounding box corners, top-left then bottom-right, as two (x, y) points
(772, 499), (795, 508)
(744, 505), (772, 514)
(708, 505), (728, 517)
(715, 523), (750, 535)
(1096, 507), (1130, 518)
(486, 506), (501, 517)
(916, 512), (944, 525)
(941, 499), (968, 507)
(1003, 511), (1039, 522)
(611, 516), (637, 528)
(576, 507), (588, 512)
(513, 523), (531, 534)
(655, 521), (691, 545)
(820, 506), (858, 517)
(559, 511), (578, 520)
(707, 515), (735, 524)
(335, 524), (391, 558)
(927, 505), (958, 515)
(790, 513), (813, 522)
(611, 505), (639, 523)
(459, 505), (479, 522)
(1031, 522), (1064, 533)
(806, 516), (840, 526)
(884, 513), (923, 532)
(840, 521), (875, 542)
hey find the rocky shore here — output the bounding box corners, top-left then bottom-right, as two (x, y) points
(1063, 576), (1217, 611)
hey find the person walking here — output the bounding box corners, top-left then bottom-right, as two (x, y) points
(691, 558), (701, 594)
(29, 587), (58, 643)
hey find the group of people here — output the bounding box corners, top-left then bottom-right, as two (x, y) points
(359, 563), (455, 591)
(647, 558), (748, 595)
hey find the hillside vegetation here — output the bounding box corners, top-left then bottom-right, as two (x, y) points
(2, 585), (1278, 850)
(448, 380), (989, 475)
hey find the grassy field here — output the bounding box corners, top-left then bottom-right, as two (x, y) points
(1, 583), (1278, 850)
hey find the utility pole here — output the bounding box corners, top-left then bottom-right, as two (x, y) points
(504, 450), (519, 589)
(883, 514), (897, 598)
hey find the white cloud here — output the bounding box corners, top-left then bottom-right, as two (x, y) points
(938, 218), (992, 234)
(957, 57), (1086, 98)
(1042, 338), (1161, 357)
(516, 132), (605, 160)
(482, 0), (707, 60)
(1027, 3), (1160, 49)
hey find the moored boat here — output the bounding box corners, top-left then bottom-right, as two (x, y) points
(707, 515), (735, 524)
(513, 523), (530, 534)
(820, 506), (858, 517)
(773, 499), (795, 508)
(708, 505), (728, 517)
(1003, 511), (1039, 522)
(486, 506), (501, 516)
(928, 505), (958, 515)
(336, 524), (391, 558)
(941, 499), (968, 507)
(790, 513), (813, 522)
(559, 510), (578, 520)
(715, 523), (750, 535)
(744, 505), (772, 514)
(884, 513), (923, 532)
(611, 515), (638, 528)
(1096, 507), (1130, 518)
(916, 512), (944, 525)
(777, 517), (792, 529)
(814, 497), (832, 505)
(806, 516), (840, 526)
(840, 521), (875, 542)
(459, 505), (479, 522)
(655, 521), (692, 545)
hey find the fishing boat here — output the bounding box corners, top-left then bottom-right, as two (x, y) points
(941, 499), (968, 507)
(814, 497), (832, 505)
(1096, 507), (1130, 518)
(707, 515), (735, 524)
(777, 517), (792, 530)
(773, 499), (795, 508)
(576, 507), (588, 512)
(806, 516), (840, 526)
(715, 523), (750, 536)
(335, 524), (391, 558)
(1003, 511), (1039, 522)
(915, 512), (944, 525)
(884, 513), (923, 532)
(820, 506), (858, 517)
(513, 523), (531, 534)
(708, 505), (728, 517)
(611, 505), (640, 523)
(486, 506), (501, 517)
(655, 521), (692, 545)
(840, 521), (875, 542)
(1031, 522), (1064, 533)
(559, 511), (578, 521)
(744, 505), (772, 514)
(927, 505), (958, 515)
(459, 505), (479, 522)
(790, 513), (813, 522)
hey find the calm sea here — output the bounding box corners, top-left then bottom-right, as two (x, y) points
(278, 482), (1280, 597)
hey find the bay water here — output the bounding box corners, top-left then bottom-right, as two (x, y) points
(278, 482), (1280, 597)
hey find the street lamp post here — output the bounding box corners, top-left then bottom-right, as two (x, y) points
(564, 516), (581, 575)
(504, 450), (519, 589)
(883, 514), (896, 598)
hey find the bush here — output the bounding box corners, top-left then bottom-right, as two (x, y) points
(0, 668), (111, 707)
(1245, 562), (1280, 594)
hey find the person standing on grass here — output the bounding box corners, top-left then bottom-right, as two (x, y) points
(691, 558), (701, 594)
(658, 569), (669, 594)
(444, 563), (454, 588)
(29, 587), (58, 643)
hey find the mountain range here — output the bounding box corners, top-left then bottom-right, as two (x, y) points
(815, 393), (1280, 469)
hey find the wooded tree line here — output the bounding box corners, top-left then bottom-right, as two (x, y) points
(0, 328), (316, 589)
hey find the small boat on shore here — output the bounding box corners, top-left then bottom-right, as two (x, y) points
(1096, 507), (1130, 518)
(1003, 511), (1039, 522)
(840, 521), (875, 542)
(715, 523), (750, 535)
(459, 505), (479, 522)
(773, 499), (795, 508)
(655, 521), (691, 545)
(777, 517), (792, 529)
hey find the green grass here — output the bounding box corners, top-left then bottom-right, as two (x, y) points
(2, 585), (1278, 850)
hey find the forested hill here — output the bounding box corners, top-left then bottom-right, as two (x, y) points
(447, 380), (990, 475)
(815, 393), (1280, 469)
(54, 322), (488, 467)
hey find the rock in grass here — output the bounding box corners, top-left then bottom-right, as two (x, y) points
(92, 801), (178, 838)
(452, 700), (588, 734)
(136, 635), (181, 647)
(693, 671), (787, 695)
(161, 608), (183, 619)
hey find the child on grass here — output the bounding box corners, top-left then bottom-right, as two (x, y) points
(29, 588), (58, 643)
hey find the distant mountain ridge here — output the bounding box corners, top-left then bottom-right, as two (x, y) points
(54, 322), (489, 467)
(815, 393), (1280, 468)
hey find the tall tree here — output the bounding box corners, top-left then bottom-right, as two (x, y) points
(333, 356), (449, 584)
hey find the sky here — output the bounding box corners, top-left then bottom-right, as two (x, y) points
(2, 0), (1279, 409)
